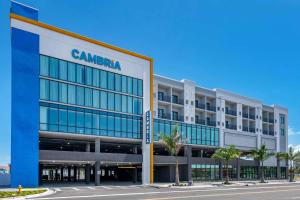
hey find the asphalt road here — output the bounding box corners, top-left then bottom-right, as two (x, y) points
(33, 183), (300, 200)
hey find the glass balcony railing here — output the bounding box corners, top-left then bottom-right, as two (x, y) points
(172, 115), (184, 122)
(249, 114), (255, 120)
(242, 126), (249, 132)
(226, 109), (237, 116)
(195, 119), (206, 125)
(172, 98), (184, 105)
(263, 130), (268, 135)
(242, 113), (249, 118)
(263, 118), (268, 123)
(206, 105), (216, 112)
(269, 130), (274, 136)
(269, 118), (274, 123)
(158, 112), (171, 120)
(249, 128), (256, 133)
(158, 95), (171, 103)
(207, 121), (216, 127)
(226, 124), (237, 130)
(195, 103), (205, 109)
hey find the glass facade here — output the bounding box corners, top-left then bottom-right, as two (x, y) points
(192, 164), (220, 181)
(154, 119), (219, 146)
(39, 55), (143, 139)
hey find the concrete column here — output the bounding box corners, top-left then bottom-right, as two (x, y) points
(39, 164), (43, 185)
(86, 143), (91, 152)
(276, 157), (281, 179)
(55, 169), (58, 181)
(74, 167), (77, 182)
(85, 164), (91, 184)
(95, 138), (101, 153)
(133, 146), (138, 154)
(169, 165), (176, 182)
(60, 168), (64, 182)
(68, 166), (71, 182)
(184, 145), (192, 184)
(236, 158), (240, 181)
(95, 161), (101, 186)
(219, 161), (223, 180)
(133, 167), (138, 183)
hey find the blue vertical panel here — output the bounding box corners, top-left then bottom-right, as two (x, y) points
(11, 28), (39, 188)
(11, 1), (38, 20)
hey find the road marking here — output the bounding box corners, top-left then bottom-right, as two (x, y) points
(101, 186), (112, 189)
(54, 188), (61, 192)
(87, 187), (95, 190)
(32, 185), (300, 200)
(72, 187), (80, 191)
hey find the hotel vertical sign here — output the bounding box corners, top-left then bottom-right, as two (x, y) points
(145, 110), (152, 144)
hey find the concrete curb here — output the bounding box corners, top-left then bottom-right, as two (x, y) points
(1, 188), (55, 200)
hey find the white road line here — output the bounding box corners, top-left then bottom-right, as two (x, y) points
(54, 188), (61, 192)
(101, 186), (112, 189)
(87, 187), (95, 190)
(72, 187), (80, 191)
(32, 185), (300, 200)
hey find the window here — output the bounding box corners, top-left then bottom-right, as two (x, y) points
(40, 106), (48, 130)
(127, 77), (133, 94)
(67, 85), (76, 104)
(280, 114), (285, 125)
(40, 55), (49, 76)
(85, 67), (92, 85)
(133, 98), (139, 115)
(59, 109), (68, 132)
(100, 91), (107, 109)
(100, 70), (107, 89)
(49, 57), (59, 78)
(115, 74), (121, 92)
(122, 95), (127, 113)
(158, 109), (164, 118)
(280, 128), (285, 136)
(172, 95), (178, 104)
(92, 90), (100, 108)
(138, 79), (143, 97)
(49, 81), (58, 102)
(132, 78), (138, 96)
(85, 88), (93, 107)
(108, 92), (115, 111)
(76, 86), (85, 106)
(76, 65), (85, 84)
(158, 91), (164, 101)
(115, 94), (121, 112)
(121, 76), (127, 93)
(49, 107), (58, 131)
(40, 79), (49, 100)
(59, 60), (68, 80)
(68, 62), (76, 82)
(108, 72), (115, 90)
(172, 111), (178, 121)
(59, 83), (68, 103)
(127, 96), (133, 114)
(92, 68), (99, 87)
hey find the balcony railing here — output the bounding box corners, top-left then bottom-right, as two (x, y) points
(206, 105), (216, 112)
(226, 109), (237, 116)
(263, 130), (268, 135)
(269, 130), (274, 136)
(207, 121), (216, 127)
(249, 128), (256, 133)
(195, 103), (205, 109)
(158, 112), (171, 120)
(158, 95), (171, 103)
(195, 119), (206, 125)
(242, 126), (249, 132)
(242, 113), (249, 118)
(172, 98), (184, 105)
(269, 118), (274, 123)
(226, 124), (237, 130)
(173, 115), (184, 122)
(249, 114), (255, 120)
(263, 118), (268, 123)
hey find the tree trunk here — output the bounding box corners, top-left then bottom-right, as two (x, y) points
(289, 166), (294, 182)
(225, 161), (230, 184)
(260, 161), (265, 183)
(175, 157), (180, 186)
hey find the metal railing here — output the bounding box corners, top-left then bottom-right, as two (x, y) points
(195, 119), (206, 125)
(226, 109), (237, 116)
(242, 113), (249, 118)
(172, 98), (184, 105)
(195, 103), (205, 109)
(249, 114), (255, 120)
(226, 124), (237, 130)
(242, 126), (249, 132)
(172, 115), (184, 122)
(249, 128), (256, 133)
(158, 95), (171, 103)
(207, 121), (216, 127)
(206, 105), (216, 112)
(158, 112), (171, 120)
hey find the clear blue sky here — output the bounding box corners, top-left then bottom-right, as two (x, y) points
(1, 0), (300, 165)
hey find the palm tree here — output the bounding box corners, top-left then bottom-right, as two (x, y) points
(277, 147), (300, 182)
(250, 145), (274, 183)
(159, 125), (186, 186)
(212, 145), (241, 184)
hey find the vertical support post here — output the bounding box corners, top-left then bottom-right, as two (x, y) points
(184, 145), (192, 184)
(60, 168), (64, 182)
(95, 138), (100, 153)
(68, 166), (71, 182)
(86, 143), (90, 152)
(95, 161), (101, 186)
(219, 161), (223, 181)
(133, 167), (138, 183)
(74, 166), (77, 182)
(85, 164), (91, 184)
(277, 157), (281, 179)
(39, 164), (43, 185)
(236, 158), (240, 181)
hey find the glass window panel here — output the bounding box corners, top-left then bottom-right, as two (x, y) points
(68, 85), (76, 104)
(100, 70), (107, 89)
(59, 109), (68, 125)
(121, 117), (127, 133)
(49, 107), (58, 131)
(68, 110), (76, 127)
(40, 106), (48, 130)
(85, 67), (92, 85)
(49, 81), (58, 102)
(107, 115), (114, 131)
(100, 113), (107, 130)
(92, 113), (100, 130)
(107, 92), (115, 111)
(100, 91), (107, 109)
(133, 119), (138, 133)
(133, 98), (139, 115)
(133, 78), (138, 96)
(121, 95), (127, 113)
(115, 116), (121, 132)
(115, 74), (121, 92)
(85, 88), (93, 107)
(40, 79), (49, 100)
(127, 77), (133, 94)
(92, 68), (99, 87)
(59, 83), (68, 103)
(76, 86), (85, 106)
(76, 111), (84, 134)
(40, 55), (49, 76)
(115, 94), (121, 112)
(107, 72), (115, 90)
(76, 64), (85, 84)
(68, 62), (76, 82)
(138, 79), (143, 97)
(92, 90), (100, 108)
(59, 60), (68, 80)
(49, 57), (59, 78)
(85, 112), (92, 128)
(121, 76), (127, 93)
(127, 118), (133, 138)
(127, 96), (133, 114)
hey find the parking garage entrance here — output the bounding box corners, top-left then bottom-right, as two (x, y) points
(40, 163), (142, 185)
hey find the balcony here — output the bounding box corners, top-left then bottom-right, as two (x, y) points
(269, 130), (274, 136)
(206, 105), (216, 112)
(242, 113), (249, 118)
(172, 98), (184, 105)
(242, 126), (249, 132)
(172, 115), (184, 122)
(263, 130), (268, 135)
(249, 128), (256, 133)
(249, 114), (255, 120)
(207, 121), (216, 127)
(269, 118), (274, 123)
(195, 102), (205, 110)
(226, 109), (237, 116)
(263, 118), (268, 123)
(158, 112), (171, 120)
(158, 95), (171, 103)
(226, 124), (237, 130)
(195, 118), (205, 125)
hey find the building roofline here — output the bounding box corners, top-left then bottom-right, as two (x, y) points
(11, 0), (39, 11)
(10, 13), (153, 62)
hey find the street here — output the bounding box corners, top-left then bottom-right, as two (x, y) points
(32, 183), (300, 200)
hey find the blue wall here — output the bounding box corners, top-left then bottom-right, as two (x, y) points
(11, 28), (39, 188)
